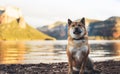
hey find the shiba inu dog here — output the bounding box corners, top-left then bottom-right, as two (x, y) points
(66, 17), (91, 74)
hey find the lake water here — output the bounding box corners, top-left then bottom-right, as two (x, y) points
(0, 40), (120, 64)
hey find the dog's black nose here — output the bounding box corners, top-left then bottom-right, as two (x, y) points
(75, 28), (79, 31)
(74, 28), (81, 34)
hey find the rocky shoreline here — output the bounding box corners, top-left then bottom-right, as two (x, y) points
(0, 60), (120, 74)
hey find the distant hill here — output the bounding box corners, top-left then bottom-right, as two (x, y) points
(89, 16), (120, 40)
(0, 6), (55, 40)
(0, 20), (55, 40)
(37, 21), (67, 40)
(37, 18), (98, 40)
(37, 17), (120, 40)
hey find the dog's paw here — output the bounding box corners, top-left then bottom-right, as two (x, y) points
(68, 71), (74, 74)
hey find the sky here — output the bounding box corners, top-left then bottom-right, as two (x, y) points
(0, 0), (120, 27)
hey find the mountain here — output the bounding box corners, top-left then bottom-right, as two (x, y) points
(88, 16), (120, 40)
(37, 17), (120, 40)
(37, 18), (99, 40)
(37, 21), (67, 40)
(0, 6), (55, 40)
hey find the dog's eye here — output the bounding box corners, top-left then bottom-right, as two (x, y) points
(78, 24), (81, 27)
(72, 25), (75, 27)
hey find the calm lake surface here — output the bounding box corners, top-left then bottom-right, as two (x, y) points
(0, 40), (120, 64)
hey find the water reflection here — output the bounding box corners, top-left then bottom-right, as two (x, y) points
(24, 41), (66, 64)
(0, 40), (120, 64)
(0, 41), (26, 64)
(90, 41), (120, 57)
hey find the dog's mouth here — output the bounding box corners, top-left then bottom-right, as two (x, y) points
(73, 31), (81, 34)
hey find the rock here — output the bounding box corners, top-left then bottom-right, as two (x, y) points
(0, 6), (26, 28)
(1, 61), (120, 74)
(0, 6), (55, 40)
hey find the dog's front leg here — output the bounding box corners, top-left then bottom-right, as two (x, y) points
(67, 54), (73, 74)
(79, 55), (88, 74)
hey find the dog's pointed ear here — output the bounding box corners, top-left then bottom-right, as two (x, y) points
(68, 19), (72, 25)
(80, 17), (85, 25)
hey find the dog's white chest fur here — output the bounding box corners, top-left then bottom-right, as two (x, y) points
(69, 41), (88, 61)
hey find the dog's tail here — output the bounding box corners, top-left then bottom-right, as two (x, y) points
(86, 57), (101, 74)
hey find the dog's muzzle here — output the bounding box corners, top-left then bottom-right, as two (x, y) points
(73, 28), (82, 34)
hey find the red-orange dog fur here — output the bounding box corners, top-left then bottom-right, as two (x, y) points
(66, 18), (90, 74)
